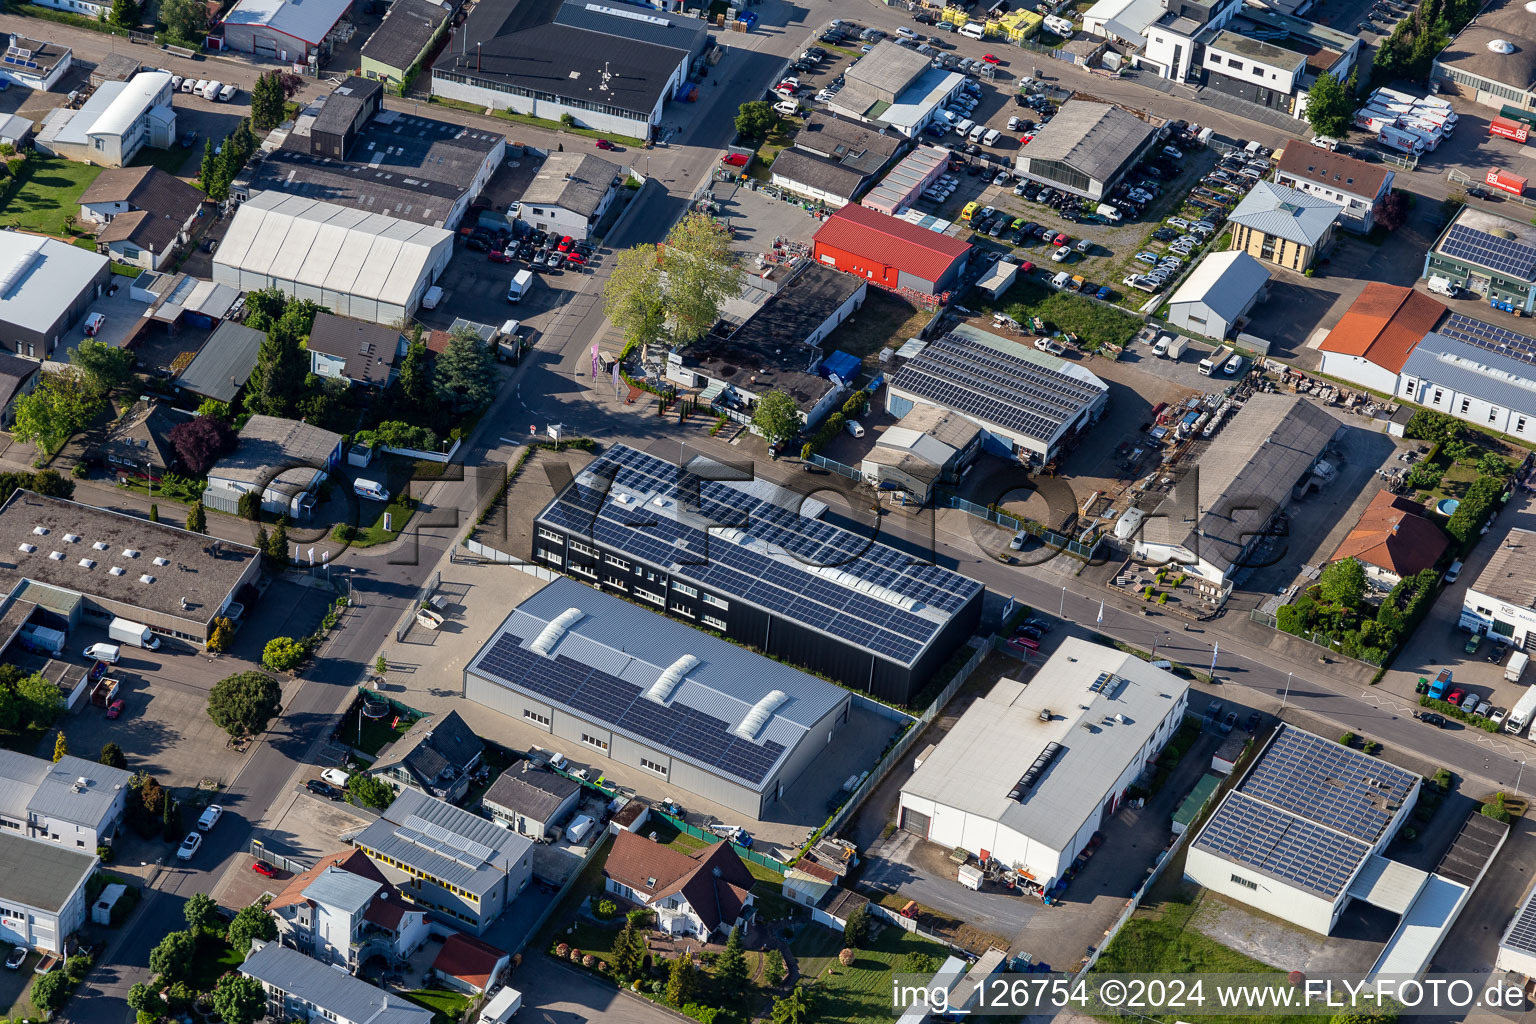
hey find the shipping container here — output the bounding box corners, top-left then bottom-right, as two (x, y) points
(1487, 167), (1528, 195)
(1492, 116), (1530, 143)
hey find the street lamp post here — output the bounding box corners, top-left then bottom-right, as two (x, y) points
(1059, 585), (1066, 618)
(1280, 671), (1293, 713)
(1517, 761), (1526, 797)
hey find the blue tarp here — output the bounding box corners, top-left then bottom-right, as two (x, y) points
(821, 350), (860, 382)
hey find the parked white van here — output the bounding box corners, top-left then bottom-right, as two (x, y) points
(845, 419), (865, 438)
(968, 124), (986, 142)
(1095, 203), (1122, 222)
(982, 127), (1001, 146)
(955, 118), (975, 137)
(353, 479), (388, 501)
(960, 21), (986, 38)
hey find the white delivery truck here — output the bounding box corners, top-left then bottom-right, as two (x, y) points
(1198, 345), (1234, 376)
(506, 269), (534, 303)
(354, 479), (387, 501)
(20, 624), (65, 656)
(1508, 650), (1530, 683)
(477, 987), (523, 1023)
(1154, 334), (1188, 358)
(1506, 684), (1536, 734)
(1427, 275), (1460, 298)
(109, 617), (160, 650)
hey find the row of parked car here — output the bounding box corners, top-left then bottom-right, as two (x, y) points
(169, 74), (237, 102)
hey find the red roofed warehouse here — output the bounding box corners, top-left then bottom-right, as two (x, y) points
(1317, 283), (1447, 395)
(813, 204), (971, 297)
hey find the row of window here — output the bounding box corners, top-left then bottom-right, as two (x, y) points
(362, 847), (481, 904)
(703, 613), (727, 630)
(635, 587), (666, 605)
(433, 69), (655, 122)
(1436, 66), (1529, 104)
(524, 708), (550, 727)
(582, 732), (608, 752)
(538, 548), (564, 566)
(640, 757), (668, 777)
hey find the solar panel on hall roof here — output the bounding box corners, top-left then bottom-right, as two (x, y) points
(1505, 887), (1536, 955)
(1239, 728), (1414, 843)
(1195, 791), (1368, 897)
(1440, 223), (1536, 281)
(1437, 311), (1536, 366)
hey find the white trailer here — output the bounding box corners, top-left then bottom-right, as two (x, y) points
(1154, 334), (1188, 358)
(1508, 650), (1530, 683)
(958, 864), (984, 890)
(477, 988), (522, 1023)
(1507, 684), (1536, 734)
(20, 624), (65, 656)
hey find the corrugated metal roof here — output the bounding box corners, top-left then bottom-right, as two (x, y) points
(1169, 250), (1270, 323)
(174, 321), (265, 403)
(0, 749), (47, 822)
(1228, 180), (1340, 248)
(1372, 874), (1468, 977)
(1021, 101), (1157, 185)
(813, 203), (971, 285)
(225, 0), (353, 45)
(240, 942), (434, 1024)
(1401, 330), (1536, 422)
(355, 789), (531, 896)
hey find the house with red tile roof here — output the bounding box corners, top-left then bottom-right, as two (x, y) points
(1317, 284), (1447, 395)
(812, 204), (971, 297)
(603, 830), (756, 938)
(1330, 490), (1448, 586)
(431, 932), (509, 994)
(267, 849), (430, 970)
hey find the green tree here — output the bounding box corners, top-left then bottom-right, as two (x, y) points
(346, 774), (395, 810)
(52, 730), (67, 763)
(127, 981), (163, 1017)
(148, 930), (196, 985)
(206, 671), (282, 738)
(734, 100), (779, 139)
(12, 368), (107, 455)
(30, 970), (68, 1013)
(250, 72), (286, 132)
(1405, 408), (1458, 444)
(159, 0), (208, 44)
(108, 0), (140, 28)
(211, 974), (266, 1024)
(148, 503), (158, 523)
(162, 794), (182, 841)
(602, 245), (667, 354)
(752, 389), (800, 445)
(262, 636), (306, 672)
(99, 742), (126, 770)
(245, 301), (314, 417)
(267, 517), (290, 566)
(238, 491), (261, 521)
(1319, 557), (1367, 607)
(611, 920), (645, 980)
(771, 985), (816, 1024)
(843, 903), (870, 948)
(1448, 476), (1505, 543)
(207, 617), (235, 654)
(665, 950), (698, 1006)
(200, 138), (216, 193)
(375, 654), (389, 676)
(1303, 71), (1354, 139)
(186, 501), (207, 534)
(659, 213), (744, 347)
(394, 339), (436, 416)
(18, 674), (62, 728)
(1479, 453), (1514, 477)
(226, 902), (276, 956)
(434, 325), (497, 416)
(184, 892), (218, 935)
(72, 339), (135, 395)
(197, 398), (231, 421)
(716, 925), (749, 990)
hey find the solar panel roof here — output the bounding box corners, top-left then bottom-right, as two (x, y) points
(533, 445), (982, 667)
(1503, 882), (1536, 955)
(1436, 311), (1536, 366)
(1191, 726), (1418, 898)
(1439, 222), (1536, 281)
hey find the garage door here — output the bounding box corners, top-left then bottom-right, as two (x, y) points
(900, 807), (930, 837)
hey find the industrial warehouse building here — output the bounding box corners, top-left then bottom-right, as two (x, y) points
(827, 41), (965, 137)
(1459, 527), (1536, 646)
(213, 192), (453, 324)
(530, 445), (983, 705)
(1424, 207), (1536, 315)
(0, 231), (110, 360)
(0, 489), (259, 644)
(1013, 101), (1159, 202)
(898, 640), (1190, 891)
(222, 0), (353, 62)
(1316, 283), (1447, 396)
(1432, 0), (1536, 111)
(1166, 251), (1269, 340)
(769, 112), (903, 208)
(886, 324), (1108, 467)
(1185, 726), (1420, 935)
(812, 203), (971, 298)
(1134, 394), (1340, 596)
(463, 576), (855, 818)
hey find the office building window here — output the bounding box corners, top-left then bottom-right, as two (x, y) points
(1231, 874), (1258, 890)
(581, 733), (608, 752)
(703, 614), (727, 630)
(702, 593), (729, 610)
(640, 757), (668, 777)
(672, 581), (698, 598)
(523, 709), (550, 726)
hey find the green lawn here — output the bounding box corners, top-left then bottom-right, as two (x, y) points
(342, 702), (417, 755)
(559, 919), (625, 964)
(403, 988), (471, 1024)
(344, 495), (419, 547)
(986, 276), (1143, 351)
(792, 920), (953, 1023)
(187, 933), (243, 993)
(0, 156), (103, 236)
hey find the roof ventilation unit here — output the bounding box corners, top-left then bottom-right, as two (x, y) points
(122, 548), (139, 558)
(139, 574), (155, 584)
(63, 534), (80, 543)
(48, 551), (62, 560)
(31, 526), (47, 536)
(78, 559), (95, 569)
(109, 567), (124, 576)
(16, 543), (33, 554)
(530, 607), (583, 657)
(734, 689), (789, 740)
(1489, 38), (1516, 53)
(153, 557), (170, 566)
(1010, 741), (1065, 800)
(92, 541), (109, 551)
(646, 654), (699, 704)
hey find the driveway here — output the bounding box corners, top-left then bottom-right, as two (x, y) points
(511, 958), (685, 1023)
(861, 829), (1036, 939)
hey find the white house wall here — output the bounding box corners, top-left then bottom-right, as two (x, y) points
(1185, 844), (1339, 933)
(432, 74), (672, 141)
(1318, 352), (1399, 395)
(770, 172), (853, 208)
(1461, 587), (1536, 646)
(1398, 375), (1536, 442)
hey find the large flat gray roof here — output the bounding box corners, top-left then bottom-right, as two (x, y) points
(211, 415), (344, 490)
(0, 829), (95, 912)
(1470, 527), (1536, 608)
(0, 490), (258, 624)
(1021, 100), (1157, 185)
(0, 232), (106, 335)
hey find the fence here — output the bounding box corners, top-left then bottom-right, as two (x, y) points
(650, 807), (792, 874)
(355, 685), (429, 721)
(1248, 608), (1385, 667)
(1449, 166), (1533, 207)
(808, 453), (860, 480)
(380, 438), (462, 463)
(936, 493), (1100, 560)
(513, 829), (613, 955)
(249, 837), (314, 876)
(394, 570), (440, 642)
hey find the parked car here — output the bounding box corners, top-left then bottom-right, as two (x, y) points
(251, 861), (277, 877)
(4, 948), (24, 970)
(180, 128), (198, 148)
(305, 779), (340, 799)
(177, 832), (202, 860)
(1418, 712), (1448, 728)
(105, 699), (124, 720)
(218, 83), (237, 101)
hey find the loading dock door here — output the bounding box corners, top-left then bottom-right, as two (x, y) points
(901, 807), (931, 837)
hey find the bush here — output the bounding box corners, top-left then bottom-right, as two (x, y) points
(1339, 732), (1356, 746)
(262, 636), (306, 672)
(1482, 792), (1513, 823)
(594, 897), (619, 919)
(1447, 476), (1505, 544)
(1404, 462), (1444, 491)
(838, 947), (856, 966)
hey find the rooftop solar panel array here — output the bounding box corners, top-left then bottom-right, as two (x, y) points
(1240, 729), (1416, 843)
(1505, 888), (1536, 955)
(1439, 223), (1536, 281)
(1195, 791), (1369, 898)
(1436, 311), (1536, 366)
(472, 633), (788, 787)
(887, 331), (1107, 444)
(535, 445), (982, 667)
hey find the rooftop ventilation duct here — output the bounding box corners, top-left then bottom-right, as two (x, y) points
(1489, 38), (1516, 53)
(734, 689), (789, 741)
(646, 654), (699, 704)
(16, 543), (33, 554)
(529, 608), (583, 657)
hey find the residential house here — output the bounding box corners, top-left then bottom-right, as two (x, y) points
(354, 788), (533, 934)
(602, 829), (756, 938)
(1227, 179), (1339, 272)
(364, 709), (484, 804)
(0, 354), (38, 428)
(202, 415), (345, 520)
(306, 313), (408, 388)
(35, 71), (175, 167)
(430, 933), (508, 995)
(481, 762), (580, 841)
(268, 850), (430, 970)
(1329, 490), (1448, 589)
(0, 831), (95, 953)
(78, 166), (203, 271)
(520, 153), (620, 242)
(1274, 144), (1393, 233)
(239, 941), (435, 1024)
(0, 751), (132, 850)
(94, 400), (181, 483)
